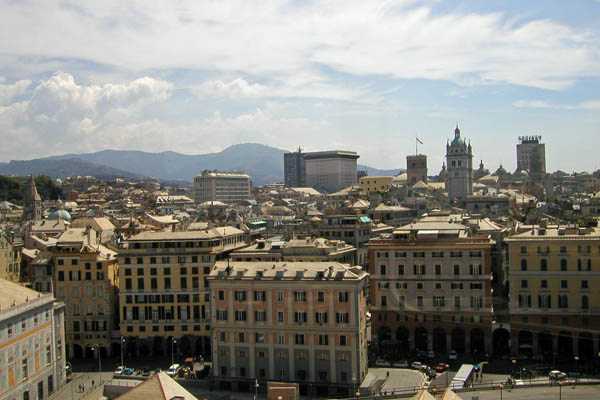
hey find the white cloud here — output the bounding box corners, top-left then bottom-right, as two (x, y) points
(0, 77), (31, 105)
(0, 72), (172, 160)
(0, 1), (597, 92)
(514, 99), (600, 110)
(195, 78), (267, 98)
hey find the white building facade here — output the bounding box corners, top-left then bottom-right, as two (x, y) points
(445, 125), (473, 201)
(305, 151), (359, 194)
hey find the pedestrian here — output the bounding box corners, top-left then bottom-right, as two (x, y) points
(82, 384), (85, 392)
(92, 380), (95, 387)
(480, 372), (483, 381)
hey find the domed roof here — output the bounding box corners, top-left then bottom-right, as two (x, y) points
(48, 208), (72, 221)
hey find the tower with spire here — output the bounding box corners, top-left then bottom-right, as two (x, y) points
(445, 125), (473, 200)
(23, 175), (42, 221)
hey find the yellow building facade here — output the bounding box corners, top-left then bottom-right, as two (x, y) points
(506, 224), (600, 360)
(358, 176), (392, 195)
(116, 227), (245, 360)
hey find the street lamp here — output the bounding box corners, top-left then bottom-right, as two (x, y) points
(95, 344), (102, 385)
(352, 373), (357, 398)
(171, 338), (177, 366)
(511, 359), (516, 378)
(445, 364), (450, 388)
(559, 381), (562, 400)
(574, 355), (579, 382)
(499, 384), (504, 400)
(254, 378), (259, 400)
(120, 337), (126, 367)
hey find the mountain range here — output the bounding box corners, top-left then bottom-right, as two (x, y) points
(0, 143), (403, 186)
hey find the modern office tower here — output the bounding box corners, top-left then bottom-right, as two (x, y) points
(407, 154), (428, 184)
(446, 125), (473, 200)
(305, 151), (359, 194)
(208, 261), (369, 396)
(193, 171), (251, 203)
(516, 135), (546, 176)
(116, 228), (245, 359)
(0, 279), (66, 400)
(284, 147), (306, 188)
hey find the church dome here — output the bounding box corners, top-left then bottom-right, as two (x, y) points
(48, 200), (72, 221)
(450, 125), (465, 147)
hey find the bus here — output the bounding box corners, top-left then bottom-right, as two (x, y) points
(450, 364), (475, 390)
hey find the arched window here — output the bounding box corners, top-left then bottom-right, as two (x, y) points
(540, 259), (547, 271)
(582, 295), (589, 310)
(520, 259), (527, 271)
(561, 259), (567, 271)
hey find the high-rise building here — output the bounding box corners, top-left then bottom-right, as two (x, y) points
(406, 154), (428, 184)
(305, 151), (359, 194)
(445, 125), (473, 200)
(208, 261), (369, 396)
(0, 279), (66, 400)
(284, 147), (306, 188)
(193, 171), (251, 203)
(516, 135), (546, 176)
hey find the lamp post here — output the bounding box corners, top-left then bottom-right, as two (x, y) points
(559, 381), (562, 400)
(254, 378), (259, 400)
(574, 355), (579, 382)
(95, 344), (102, 385)
(171, 338), (177, 366)
(499, 384), (503, 400)
(445, 364), (450, 388)
(352, 373), (357, 398)
(511, 359), (516, 378)
(120, 337), (126, 367)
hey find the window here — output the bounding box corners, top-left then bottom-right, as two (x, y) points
(398, 296), (405, 310)
(453, 265), (460, 275)
(538, 294), (551, 308)
(414, 264), (425, 276)
(520, 246), (527, 254)
(435, 282), (442, 289)
(339, 335), (347, 346)
(317, 291), (325, 302)
(318, 334), (328, 345)
(451, 282), (463, 290)
(518, 294), (531, 308)
(216, 310), (227, 320)
(278, 311), (284, 322)
(521, 280), (528, 289)
(558, 295), (569, 308)
(278, 335), (285, 344)
(520, 259), (527, 271)
(561, 259), (567, 271)
(255, 333), (265, 343)
(294, 311), (307, 324)
(582, 280), (589, 289)
(470, 283), (482, 290)
(338, 291), (348, 302)
(46, 345), (52, 364)
(454, 296), (461, 309)
(582, 295), (589, 310)
(540, 259), (547, 271)
(379, 265), (386, 275)
(22, 358), (28, 379)
(255, 311), (266, 322)
(294, 291), (306, 302)
(235, 310), (247, 321)
(295, 334), (305, 345)
(560, 280), (568, 289)
(398, 264), (404, 275)
(541, 280), (548, 289)
(254, 291), (265, 301)
(315, 311), (328, 324)
(235, 291), (246, 301)
(336, 312), (349, 323)
(433, 296), (445, 308)
(416, 282), (423, 290)
(276, 291), (284, 302)
(218, 290), (224, 301)
(417, 296), (423, 309)
(238, 332), (245, 342)
(435, 265), (441, 276)
(469, 264), (482, 275)
(471, 295), (483, 309)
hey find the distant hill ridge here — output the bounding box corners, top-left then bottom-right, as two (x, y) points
(0, 143), (403, 186)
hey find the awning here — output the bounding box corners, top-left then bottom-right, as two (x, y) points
(359, 216), (372, 223)
(185, 358), (194, 364)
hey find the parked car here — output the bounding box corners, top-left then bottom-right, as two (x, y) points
(167, 364), (180, 377)
(114, 366), (125, 376)
(141, 366), (152, 377)
(123, 367), (134, 375)
(375, 359), (390, 367)
(549, 370), (567, 381)
(393, 360), (409, 368)
(411, 361), (423, 370)
(435, 363), (447, 372)
(448, 350), (458, 360)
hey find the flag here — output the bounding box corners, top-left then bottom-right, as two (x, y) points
(416, 137), (423, 144)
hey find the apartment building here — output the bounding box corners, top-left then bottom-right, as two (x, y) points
(230, 237), (357, 265)
(116, 227), (245, 359)
(52, 228), (119, 359)
(315, 215), (372, 267)
(358, 176), (392, 195)
(193, 171), (251, 203)
(0, 230), (21, 282)
(284, 147), (306, 188)
(505, 224), (600, 360)
(0, 279), (66, 400)
(368, 221), (494, 356)
(208, 261), (369, 397)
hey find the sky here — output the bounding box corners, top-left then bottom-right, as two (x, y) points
(0, 0), (599, 174)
